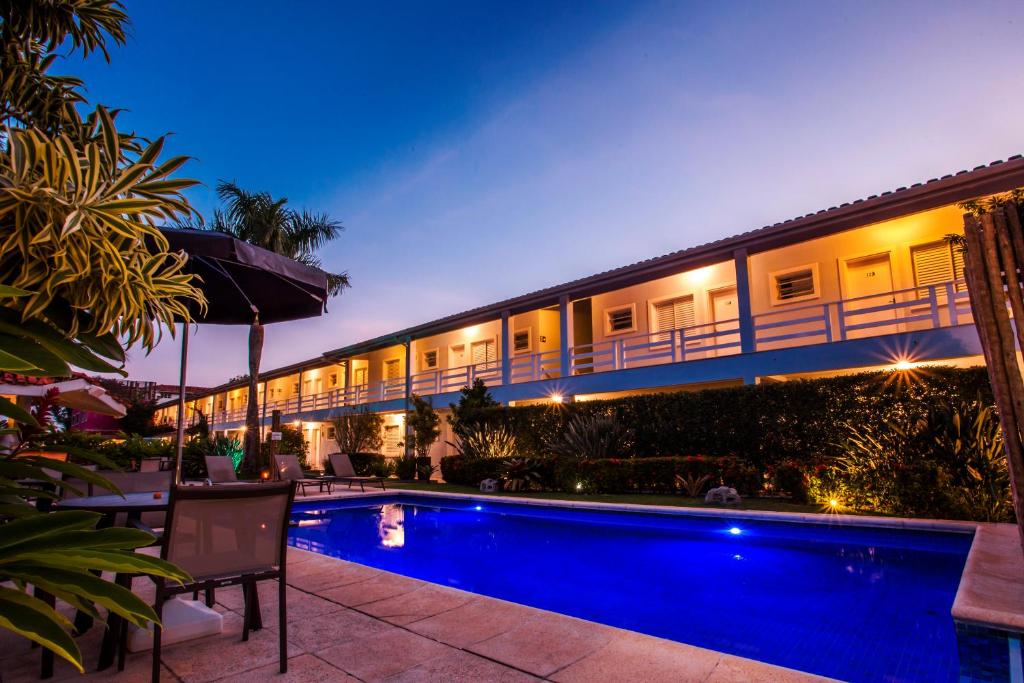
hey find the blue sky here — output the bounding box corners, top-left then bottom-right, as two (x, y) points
(75, 1), (1024, 385)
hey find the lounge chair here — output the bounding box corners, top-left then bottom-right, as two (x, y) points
(126, 481), (296, 681)
(327, 452), (387, 492)
(204, 455), (239, 483)
(273, 454), (329, 496)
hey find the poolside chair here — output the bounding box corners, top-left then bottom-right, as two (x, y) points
(129, 482), (296, 681)
(327, 452), (387, 492)
(204, 455), (239, 483)
(273, 454), (328, 496)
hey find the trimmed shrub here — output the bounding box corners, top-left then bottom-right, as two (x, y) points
(440, 456), (505, 486)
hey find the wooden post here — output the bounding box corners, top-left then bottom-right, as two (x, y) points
(962, 204), (1024, 556)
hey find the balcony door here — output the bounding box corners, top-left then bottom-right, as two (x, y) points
(709, 286), (740, 356)
(842, 252), (896, 339)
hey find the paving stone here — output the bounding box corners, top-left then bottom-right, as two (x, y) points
(319, 572), (422, 607)
(382, 648), (539, 683)
(468, 612), (615, 678)
(550, 632), (722, 683)
(317, 628), (452, 682)
(406, 598), (540, 648)
(360, 585), (474, 626)
(286, 606), (391, 652)
(214, 653), (358, 682)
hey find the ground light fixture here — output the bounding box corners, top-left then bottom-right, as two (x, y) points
(550, 393), (564, 404)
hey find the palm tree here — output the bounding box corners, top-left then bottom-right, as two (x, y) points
(196, 181), (349, 474)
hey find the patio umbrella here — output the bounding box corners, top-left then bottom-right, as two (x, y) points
(158, 228), (330, 484)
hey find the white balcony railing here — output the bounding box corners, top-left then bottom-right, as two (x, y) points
(208, 277), (974, 424)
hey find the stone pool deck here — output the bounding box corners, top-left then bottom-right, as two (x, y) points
(0, 545), (832, 683)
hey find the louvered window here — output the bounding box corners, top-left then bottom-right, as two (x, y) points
(384, 359), (401, 380)
(606, 306), (635, 333)
(653, 296), (696, 332)
(912, 241), (966, 293)
(422, 349), (438, 369)
(353, 367), (367, 386)
(513, 330), (530, 353)
(774, 268), (816, 302)
(471, 339), (496, 365)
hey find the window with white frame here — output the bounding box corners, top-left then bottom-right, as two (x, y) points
(353, 367), (368, 386)
(652, 295), (696, 333)
(471, 339), (496, 366)
(770, 265), (819, 304)
(912, 240), (966, 293)
(384, 358), (401, 381)
(422, 349), (438, 370)
(605, 304), (636, 335)
(513, 329), (531, 354)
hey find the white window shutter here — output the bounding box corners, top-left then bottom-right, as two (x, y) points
(912, 241), (954, 288)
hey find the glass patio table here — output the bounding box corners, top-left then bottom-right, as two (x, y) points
(57, 492), (170, 670)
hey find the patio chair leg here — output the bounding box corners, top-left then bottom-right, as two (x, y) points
(279, 577), (287, 673)
(241, 581), (253, 642)
(152, 591), (164, 683)
(205, 588), (215, 607)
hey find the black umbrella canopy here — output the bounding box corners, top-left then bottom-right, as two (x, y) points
(157, 227), (332, 484)
(159, 228), (329, 325)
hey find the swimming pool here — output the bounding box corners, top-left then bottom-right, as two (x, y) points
(289, 494), (974, 682)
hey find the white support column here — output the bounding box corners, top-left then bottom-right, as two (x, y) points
(559, 295), (571, 378)
(733, 248), (755, 355)
(404, 339), (412, 459)
(500, 310), (511, 386)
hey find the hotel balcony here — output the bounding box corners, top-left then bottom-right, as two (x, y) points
(204, 275), (979, 429)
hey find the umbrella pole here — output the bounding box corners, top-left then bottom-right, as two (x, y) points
(174, 322), (190, 486)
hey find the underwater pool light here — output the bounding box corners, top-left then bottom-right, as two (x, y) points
(729, 527), (742, 535)
(474, 505), (483, 511)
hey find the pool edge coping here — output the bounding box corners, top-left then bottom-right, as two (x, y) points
(299, 486), (982, 532)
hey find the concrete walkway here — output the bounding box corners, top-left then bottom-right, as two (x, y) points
(0, 546), (830, 682)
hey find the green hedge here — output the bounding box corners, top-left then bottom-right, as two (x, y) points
(467, 366), (991, 465)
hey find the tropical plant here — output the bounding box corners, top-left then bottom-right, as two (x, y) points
(415, 459), (437, 481)
(395, 455), (417, 481)
(331, 408), (384, 454)
(501, 458), (544, 492)
(449, 424), (518, 460)
(447, 379), (499, 441)
(0, 0), (202, 669)
(675, 472), (712, 497)
(407, 394), (440, 458)
(182, 182), (348, 475)
(547, 413), (631, 462)
(835, 397), (1011, 520)
(1, 393), (190, 671)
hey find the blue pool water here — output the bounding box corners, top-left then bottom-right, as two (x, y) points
(289, 495), (973, 682)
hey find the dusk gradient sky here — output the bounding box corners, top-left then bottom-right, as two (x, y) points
(75, 1), (1024, 386)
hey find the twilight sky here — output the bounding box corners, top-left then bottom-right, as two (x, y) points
(76, 0), (1024, 386)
